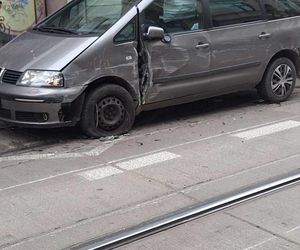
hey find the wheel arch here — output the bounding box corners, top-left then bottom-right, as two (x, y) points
(84, 76), (139, 105)
(257, 51), (298, 103)
(266, 49), (300, 76)
(80, 77), (137, 137)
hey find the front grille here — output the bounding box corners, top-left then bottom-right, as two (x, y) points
(15, 111), (48, 123)
(2, 70), (23, 85)
(0, 108), (11, 119)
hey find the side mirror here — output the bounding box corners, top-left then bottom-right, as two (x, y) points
(144, 26), (165, 40)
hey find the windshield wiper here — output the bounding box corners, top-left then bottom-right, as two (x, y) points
(33, 26), (78, 35)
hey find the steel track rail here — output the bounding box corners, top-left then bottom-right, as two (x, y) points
(74, 172), (300, 250)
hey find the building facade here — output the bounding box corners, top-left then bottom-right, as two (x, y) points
(0, 0), (68, 46)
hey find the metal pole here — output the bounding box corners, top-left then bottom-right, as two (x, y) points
(33, 0), (38, 23)
(45, 0), (49, 16)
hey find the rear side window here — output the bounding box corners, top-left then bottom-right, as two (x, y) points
(209, 0), (263, 27)
(264, 0), (300, 20)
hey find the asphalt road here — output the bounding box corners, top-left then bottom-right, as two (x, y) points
(1, 85), (300, 250)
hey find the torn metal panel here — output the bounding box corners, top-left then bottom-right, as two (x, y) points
(0, 6), (140, 128)
(141, 31), (211, 104)
(138, 38), (153, 104)
(62, 7), (140, 99)
(0, 0), (300, 131)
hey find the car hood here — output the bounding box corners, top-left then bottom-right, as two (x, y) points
(0, 31), (98, 72)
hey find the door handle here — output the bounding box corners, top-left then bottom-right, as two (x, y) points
(258, 32), (271, 39)
(195, 43), (210, 49)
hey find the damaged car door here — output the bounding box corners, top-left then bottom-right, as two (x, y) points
(139, 0), (212, 106)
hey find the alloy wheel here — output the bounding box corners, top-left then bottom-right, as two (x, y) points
(271, 64), (294, 97)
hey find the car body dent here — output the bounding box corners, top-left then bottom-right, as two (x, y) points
(0, 0), (300, 128)
(62, 7), (140, 100)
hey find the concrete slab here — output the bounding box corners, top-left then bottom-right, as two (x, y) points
(119, 212), (281, 250)
(185, 153), (300, 202)
(245, 237), (300, 250)
(0, 127), (84, 155)
(227, 185), (300, 245)
(0, 173), (18, 189)
(114, 185), (300, 250)
(0, 171), (173, 248)
(0, 156), (106, 188)
(5, 193), (195, 250)
(125, 127), (300, 196)
(1, 89), (300, 250)
(98, 108), (299, 164)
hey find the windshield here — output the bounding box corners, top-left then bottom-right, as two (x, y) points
(36, 0), (136, 36)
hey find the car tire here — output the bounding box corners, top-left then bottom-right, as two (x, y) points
(80, 84), (135, 138)
(258, 57), (296, 103)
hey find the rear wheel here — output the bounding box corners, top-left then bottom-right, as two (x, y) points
(258, 57), (296, 103)
(80, 84), (135, 138)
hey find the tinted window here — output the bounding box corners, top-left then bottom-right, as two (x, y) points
(264, 0), (300, 20)
(142, 0), (204, 34)
(209, 0), (262, 27)
(114, 19), (136, 43)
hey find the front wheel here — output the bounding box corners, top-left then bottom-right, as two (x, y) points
(80, 84), (135, 138)
(258, 57), (296, 103)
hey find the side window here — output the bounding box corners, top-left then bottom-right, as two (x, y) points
(264, 0), (300, 20)
(209, 0), (263, 27)
(142, 0), (204, 34)
(114, 18), (136, 43)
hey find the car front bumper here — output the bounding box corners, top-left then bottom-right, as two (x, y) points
(0, 83), (85, 128)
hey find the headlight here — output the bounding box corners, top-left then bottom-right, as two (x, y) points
(17, 70), (64, 87)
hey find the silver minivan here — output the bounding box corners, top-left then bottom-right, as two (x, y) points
(0, 0), (299, 137)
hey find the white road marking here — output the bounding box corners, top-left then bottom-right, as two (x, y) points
(232, 120), (300, 140)
(0, 163), (104, 192)
(78, 166), (123, 181)
(0, 144), (112, 163)
(243, 236), (277, 250)
(107, 117), (300, 168)
(0, 117), (299, 192)
(0, 116), (297, 164)
(286, 225), (300, 233)
(116, 151), (181, 170)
